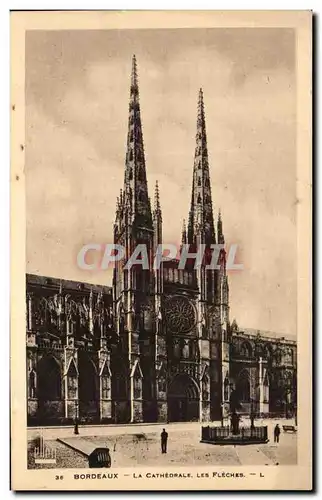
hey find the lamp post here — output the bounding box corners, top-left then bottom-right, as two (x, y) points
(250, 398), (255, 429)
(74, 400), (79, 434)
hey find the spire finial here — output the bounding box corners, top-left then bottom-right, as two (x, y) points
(131, 54), (138, 88)
(197, 88), (205, 124)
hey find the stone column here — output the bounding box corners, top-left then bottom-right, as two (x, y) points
(99, 339), (112, 421)
(156, 360), (168, 422)
(64, 341), (79, 420)
(130, 360), (143, 423)
(200, 364), (211, 422)
(258, 357), (265, 415)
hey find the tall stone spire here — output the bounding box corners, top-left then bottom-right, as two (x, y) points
(187, 89), (215, 245)
(123, 55), (152, 228)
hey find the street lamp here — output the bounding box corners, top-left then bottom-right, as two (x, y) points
(74, 400), (79, 434)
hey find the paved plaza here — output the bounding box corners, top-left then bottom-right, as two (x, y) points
(27, 419), (297, 469)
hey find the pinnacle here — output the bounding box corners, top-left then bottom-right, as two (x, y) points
(154, 180), (161, 213)
(197, 88), (205, 122)
(131, 54), (138, 89)
(187, 89), (215, 244)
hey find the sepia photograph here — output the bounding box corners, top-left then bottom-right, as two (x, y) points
(10, 10), (312, 491)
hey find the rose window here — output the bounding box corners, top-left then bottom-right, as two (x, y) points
(164, 296), (196, 334)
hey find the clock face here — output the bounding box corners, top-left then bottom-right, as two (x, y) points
(164, 295), (196, 334)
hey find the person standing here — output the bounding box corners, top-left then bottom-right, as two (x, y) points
(161, 428), (168, 454)
(274, 423), (281, 443)
(250, 411), (255, 429)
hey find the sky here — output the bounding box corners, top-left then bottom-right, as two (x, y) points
(25, 28), (297, 336)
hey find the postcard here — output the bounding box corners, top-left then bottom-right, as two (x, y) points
(10, 10), (312, 491)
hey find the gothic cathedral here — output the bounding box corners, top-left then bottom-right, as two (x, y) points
(26, 56), (297, 426)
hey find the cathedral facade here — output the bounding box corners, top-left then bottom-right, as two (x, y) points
(26, 56), (297, 426)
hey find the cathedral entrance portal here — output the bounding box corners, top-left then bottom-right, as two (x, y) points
(168, 374), (200, 422)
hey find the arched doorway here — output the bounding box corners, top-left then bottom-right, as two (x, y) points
(37, 355), (62, 423)
(78, 351), (99, 422)
(168, 374), (200, 422)
(38, 355), (61, 401)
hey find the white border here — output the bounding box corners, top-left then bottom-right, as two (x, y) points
(4, 3), (317, 499)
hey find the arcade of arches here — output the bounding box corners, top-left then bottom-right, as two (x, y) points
(26, 274), (297, 426)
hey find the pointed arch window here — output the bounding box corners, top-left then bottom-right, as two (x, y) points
(182, 339), (189, 359)
(197, 194), (202, 204)
(129, 149), (133, 161)
(133, 374), (142, 399)
(240, 341), (252, 358)
(29, 369), (36, 398)
(67, 360), (78, 399)
(198, 177), (201, 186)
(101, 377), (110, 399)
(236, 370), (250, 402)
(128, 168), (133, 181)
(38, 356), (61, 401)
(101, 364), (111, 400)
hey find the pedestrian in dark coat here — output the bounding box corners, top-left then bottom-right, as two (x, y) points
(250, 411), (255, 429)
(274, 424), (281, 443)
(161, 428), (168, 454)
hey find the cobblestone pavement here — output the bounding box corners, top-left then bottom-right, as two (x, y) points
(27, 419), (297, 469)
